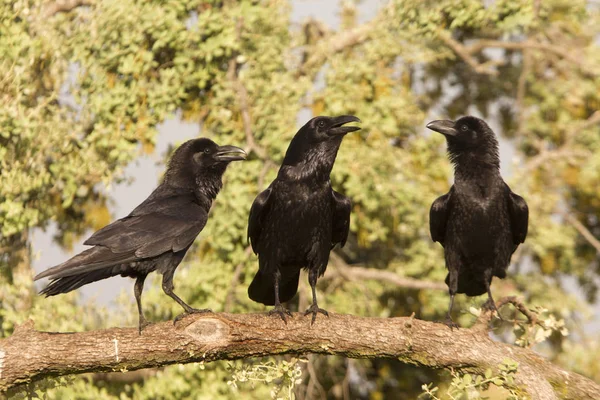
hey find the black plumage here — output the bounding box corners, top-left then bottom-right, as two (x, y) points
(427, 116), (529, 326)
(35, 138), (246, 332)
(247, 115), (360, 323)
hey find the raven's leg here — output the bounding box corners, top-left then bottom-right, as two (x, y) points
(304, 268), (329, 325)
(443, 267), (459, 329)
(482, 275), (503, 320)
(268, 269), (293, 323)
(134, 274), (151, 334)
(161, 270), (211, 323)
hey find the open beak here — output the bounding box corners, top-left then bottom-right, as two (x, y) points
(214, 145), (247, 162)
(328, 115), (362, 135)
(426, 120), (457, 137)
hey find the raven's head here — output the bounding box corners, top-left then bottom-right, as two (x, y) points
(426, 116), (499, 168)
(165, 138), (246, 190)
(280, 115), (361, 180)
(307, 115), (362, 139)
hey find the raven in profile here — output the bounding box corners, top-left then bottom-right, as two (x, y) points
(427, 116), (528, 326)
(247, 115), (360, 323)
(35, 138), (246, 332)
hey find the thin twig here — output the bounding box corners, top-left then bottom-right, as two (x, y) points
(475, 296), (542, 329)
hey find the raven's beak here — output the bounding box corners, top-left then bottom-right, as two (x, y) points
(426, 120), (457, 137)
(329, 115), (362, 135)
(214, 145), (247, 162)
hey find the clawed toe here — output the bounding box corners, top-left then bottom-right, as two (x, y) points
(268, 305), (293, 323)
(437, 316), (459, 330)
(173, 308), (212, 324)
(482, 300), (504, 321)
(304, 305), (329, 325)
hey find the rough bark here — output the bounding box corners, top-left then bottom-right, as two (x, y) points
(1, 311), (598, 399)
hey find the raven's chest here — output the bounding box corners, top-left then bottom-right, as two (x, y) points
(265, 182), (333, 240)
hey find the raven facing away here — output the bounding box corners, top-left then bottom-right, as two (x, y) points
(247, 115), (360, 323)
(35, 139), (246, 332)
(427, 116), (528, 326)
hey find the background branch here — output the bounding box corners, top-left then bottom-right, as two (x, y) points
(41, 0), (94, 18)
(1, 310), (599, 399)
(563, 213), (600, 254)
(328, 252), (446, 291)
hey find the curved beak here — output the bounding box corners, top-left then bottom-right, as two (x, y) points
(215, 145), (247, 162)
(426, 120), (457, 137)
(329, 115), (361, 135)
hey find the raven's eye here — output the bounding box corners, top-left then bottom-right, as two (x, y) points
(317, 120), (326, 128)
(204, 148), (211, 154)
(460, 125), (468, 132)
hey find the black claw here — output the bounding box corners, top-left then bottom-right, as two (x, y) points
(268, 304), (292, 323)
(437, 315), (459, 330)
(304, 304), (329, 325)
(482, 300), (504, 321)
(173, 308), (212, 324)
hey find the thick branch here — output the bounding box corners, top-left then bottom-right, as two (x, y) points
(1, 313), (598, 399)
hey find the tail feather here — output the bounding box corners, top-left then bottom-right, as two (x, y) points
(40, 268), (123, 296)
(248, 270), (300, 306)
(447, 271), (487, 297)
(35, 246), (134, 281)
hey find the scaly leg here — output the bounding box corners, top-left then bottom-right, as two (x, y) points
(268, 269), (293, 323)
(162, 271), (211, 324)
(304, 269), (329, 325)
(134, 274), (151, 334)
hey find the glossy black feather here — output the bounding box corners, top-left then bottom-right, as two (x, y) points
(35, 138), (246, 330)
(247, 115), (359, 320)
(427, 116), (529, 321)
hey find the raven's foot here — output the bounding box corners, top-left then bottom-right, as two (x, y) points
(173, 308), (212, 324)
(482, 299), (504, 321)
(437, 315), (459, 330)
(304, 304), (329, 325)
(268, 304), (293, 323)
(138, 318), (152, 335)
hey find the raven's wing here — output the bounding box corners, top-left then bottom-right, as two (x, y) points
(248, 187), (272, 254)
(331, 189), (351, 248)
(430, 187), (454, 246)
(506, 185), (529, 245)
(35, 197), (206, 281)
(85, 197), (207, 258)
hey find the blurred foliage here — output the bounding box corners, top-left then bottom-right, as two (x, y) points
(1, 0), (599, 399)
(419, 359), (526, 400)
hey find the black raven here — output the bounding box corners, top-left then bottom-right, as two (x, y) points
(35, 138), (246, 332)
(247, 115), (360, 323)
(427, 116), (528, 326)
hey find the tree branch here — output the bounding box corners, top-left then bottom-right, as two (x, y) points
(2, 310), (599, 399)
(563, 213), (600, 254)
(328, 252), (446, 291)
(297, 22), (374, 78)
(41, 0), (94, 18)
(437, 32), (502, 76)
(438, 33), (596, 77)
